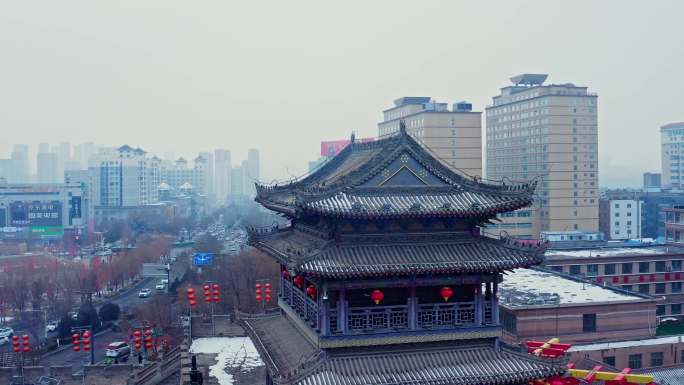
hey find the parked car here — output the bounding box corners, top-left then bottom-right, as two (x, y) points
(105, 341), (130, 361)
(161, 278), (169, 285)
(0, 326), (14, 339)
(138, 288), (151, 298)
(45, 321), (58, 333)
(155, 282), (166, 291)
(0, 336), (8, 346)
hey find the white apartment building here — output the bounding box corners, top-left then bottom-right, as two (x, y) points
(485, 74), (599, 238)
(214, 149), (232, 203)
(378, 97), (482, 177)
(600, 199), (642, 240)
(160, 155), (209, 195)
(89, 145), (161, 207)
(661, 122), (684, 189)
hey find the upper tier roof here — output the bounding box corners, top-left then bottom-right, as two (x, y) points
(255, 124), (536, 219)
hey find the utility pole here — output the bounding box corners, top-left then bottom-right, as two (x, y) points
(74, 289), (96, 365)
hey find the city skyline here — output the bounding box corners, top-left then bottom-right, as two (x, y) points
(0, 1), (682, 186)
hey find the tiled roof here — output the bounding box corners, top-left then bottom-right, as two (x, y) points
(255, 126), (536, 219)
(242, 315), (567, 385)
(642, 365), (684, 385)
(304, 188), (533, 219)
(249, 228), (545, 278)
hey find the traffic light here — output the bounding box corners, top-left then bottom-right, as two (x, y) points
(186, 287), (196, 308)
(21, 335), (30, 353)
(133, 330), (142, 351)
(212, 284), (220, 303)
(72, 333), (81, 352)
(11, 335), (19, 353)
(264, 283), (272, 302)
(144, 329), (153, 350)
(203, 285), (211, 303)
(82, 330), (91, 352)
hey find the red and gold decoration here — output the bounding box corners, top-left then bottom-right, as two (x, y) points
(264, 282), (272, 302)
(133, 330), (142, 351)
(370, 289), (384, 305)
(13, 335), (30, 353)
(306, 285), (317, 299)
(255, 283), (263, 302)
(204, 285), (212, 303)
(212, 283), (221, 303)
(71, 333), (80, 352)
(82, 330), (91, 352)
(439, 286), (453, 302)
(186, 287), (197, 308)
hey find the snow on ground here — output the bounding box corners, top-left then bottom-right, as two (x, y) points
(569, 335), (684, 351)
(545, 247), (668, 259)
(190, 337), (263, 385)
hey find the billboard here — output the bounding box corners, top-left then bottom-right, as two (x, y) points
(9, 201), (62, 227)
(193, 253), (214, 266)
(30, 226), (63, 237)
(320, 137), (376, 158)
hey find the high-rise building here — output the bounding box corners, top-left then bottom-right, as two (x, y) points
(37, 148), (58, 183)
(55, 142), (72, 183)
(199, 151), (214, 197)
(160, 155), (209, 195)
(378, 97), (482, 177)
(660, 122), (684, 189)
(485, 74), (599, 237)
(74, 142), (97, 169)
(11, 144), (30, 183)
(89, 145), (160, 207)
(214, 149), (231, 203)
(245, 148), (260, 197)
(230, 164), (245, 201)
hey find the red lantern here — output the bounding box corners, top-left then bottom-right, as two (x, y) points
(306, 285), (316, 299)
(440, 286), (454, 302)
(282, 270), (290, 279)
(293, 275), (304, 288)
(256, 294), (262, 301)
(265, 294), (272, 302)
(370, 289), (384, 305)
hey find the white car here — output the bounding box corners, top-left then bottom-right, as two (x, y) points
(105, 341), (131, 360)
(161, 278), (169, 284)
(0, 336), (8, 346)
(45, 321), (58, 333)
(155, 282), (166, 290)
(0, 326), (14, 339)
(138, 288), (152, 298)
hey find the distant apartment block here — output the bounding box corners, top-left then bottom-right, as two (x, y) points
(661, 122), (684, 189)
(599, 199), (642, 240)
(160, 156), (209, 196)
(378, 97), (482, 177)
(664, 206), (684, 245)
(485, 74), (599, 238)
(643, 172), (662, 190)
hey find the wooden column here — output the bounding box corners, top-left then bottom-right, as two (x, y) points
(492, 280), (500, 325)
(339, 288), (348, 334)
(320, 296), (329, 336)
(408, 284), (417, 330)
(484, 281), (492, 325)
(475, 283), (483, 325)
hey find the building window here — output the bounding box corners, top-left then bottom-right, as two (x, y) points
(672, 303), (682, 315)
(639, 262), (650, 273)
(501, 310), (517, 334)
(587, 264), (599, 276)
(657, 305), (666, 316)
(570, 265), (581, 275)
(603, 356), (616, 367)
(583, 314), (597, 332)
(673, 282), (682, 294)
(639, 284), (650, 294)
(622, 263), (633, 274)
(604, 264), (616, 275)
(673, 260), (682, 272)
(651, 352), (664, 367)
(550, 266), (563, 273)
(628, 354), (642, 369)
(656, 261), (667, 272)
(656, 283), (666, 294)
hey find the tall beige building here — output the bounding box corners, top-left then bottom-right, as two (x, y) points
(485, 74), (599, 238)
(378, 97), (482, 177)
(661, 122), (684, 189)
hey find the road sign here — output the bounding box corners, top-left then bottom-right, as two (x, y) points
(193, 253), (213, 266)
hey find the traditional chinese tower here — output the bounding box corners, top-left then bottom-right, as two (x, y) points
(245, 124), (566, 385)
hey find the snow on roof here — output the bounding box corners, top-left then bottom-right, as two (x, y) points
(190, 337), (263, 385)
(568, 335), (684, 352)
(499, 268), (642, 307)
(545, 246), (684, 259)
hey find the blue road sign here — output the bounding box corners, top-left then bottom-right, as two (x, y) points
(193, 253), (214, 266)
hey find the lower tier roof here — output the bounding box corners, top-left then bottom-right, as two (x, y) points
(242, 314), (567, 385)
(249, 228), (546, 278)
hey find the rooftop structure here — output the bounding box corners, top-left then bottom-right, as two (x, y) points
(245, 124), (565, 385)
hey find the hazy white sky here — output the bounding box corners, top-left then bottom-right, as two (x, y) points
(1, 1), (682, 187)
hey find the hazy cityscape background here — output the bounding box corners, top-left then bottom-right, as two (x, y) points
(1, 1), (683, 186)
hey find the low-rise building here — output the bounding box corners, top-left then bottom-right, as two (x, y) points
(499, 268), (657, 345)
(568, 335), (684, 371)
(664, 206), (684, 245)
(542, 244), (684, 320)
(599, 198), (643, 240)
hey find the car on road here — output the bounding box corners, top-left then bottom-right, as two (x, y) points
(0, 326), (14, 338)
(161, 278), (169, 284)
(138, 288), (152, 298)
(45, 321), (58, 333)
(155, 282), (166, 290)
(105, 341), (130, 361)
(0, 336), (8, 346)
